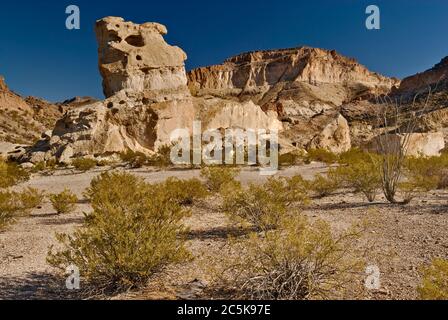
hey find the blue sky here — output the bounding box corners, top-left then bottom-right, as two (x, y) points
(0, 0), (447, 101)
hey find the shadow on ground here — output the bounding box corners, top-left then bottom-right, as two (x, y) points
(0, 272), (81, 300)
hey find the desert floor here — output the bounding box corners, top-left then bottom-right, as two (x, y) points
(0, 164), (447, 300)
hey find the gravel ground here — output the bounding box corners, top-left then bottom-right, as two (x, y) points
(0, 164), (447, 300)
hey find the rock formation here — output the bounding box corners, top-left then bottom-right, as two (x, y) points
(394, 56), (448, 96)
(96, 17), (190, 101)
(19, 17), (448, 163)
(187, 47), (401, 153)
(367, 132), (445, 157)
(0, 76), (63, 145)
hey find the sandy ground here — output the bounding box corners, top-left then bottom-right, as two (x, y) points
(0, 163), (447, 300)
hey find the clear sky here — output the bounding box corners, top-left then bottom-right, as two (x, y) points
(1, 0), (447, 102)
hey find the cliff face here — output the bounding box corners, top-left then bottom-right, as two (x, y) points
(188, 47), (400, 153)
(395, 56), (448, 96)
(188, 47), (399, 103)
(0, 76), (63, 144)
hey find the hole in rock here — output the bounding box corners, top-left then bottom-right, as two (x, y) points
(108, 31), (121, 43)
(125, 34), (145, 47)
(107, 102), (114, 109)
(136, 55), (142, 61)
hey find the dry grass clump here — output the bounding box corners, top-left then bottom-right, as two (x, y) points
(209, 216), (364, 300)
(48, 171), (190, 293)
(200, 166), (241, 193)
(418, 258), (448, 300)
(221, 176), (309, 231)
(49, 189), (78, 215)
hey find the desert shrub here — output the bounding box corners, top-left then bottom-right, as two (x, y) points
(119, 150), (148, 168)
(0, 191), (22, 231)
(19, 187), (45, 211)
(333, 152), (382, 202)
(162, 177), (209, 206)
(306, 148), (339, 165)
(0, 160), (30, 188)
(48, 171), (190, 292)
(49, 189), (78, 215)
(418, 259), (448, 300)
(222, 176), (309, 230)
(213, 216), (364, 299)
(72, 158), (97, 172)
(278, 150), (305, 167)
(200, 166), (240, 193)
(309, 172), (340, 198)
(399, 156), (445, 203)
(31, 160), (58, 173)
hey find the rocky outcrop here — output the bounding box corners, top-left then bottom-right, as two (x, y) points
(188, 47), (399, 106)
(394, 56), (448, 96)
(96, 17), (190, 101)
(187, 47), (401, 153)
(0, 76), (63, 144)
(367, 132), (445, 157)
(21, 17), (196, 163)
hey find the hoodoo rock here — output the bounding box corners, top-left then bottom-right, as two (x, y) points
(96, 17), (190, 101)
(22, 17), (195, 163)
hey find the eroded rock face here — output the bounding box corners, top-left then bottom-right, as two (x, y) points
(367, 132), (445, 157)
(96, 17), (190, 101)
(188, 47), (399, 106)
(394, 56), (448, 96)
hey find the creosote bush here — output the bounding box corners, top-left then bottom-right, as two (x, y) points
(418, 258), (448, 300)
(0, 191), (22, 231)
(72, 158), (97, 172)
(0, 159), (30, 188)
(162, 177), (209, 206)
(306, 148), (339, 165)
(0, 188), (44, 231)
(212, 216), (364, 300)
(221, 176), (309, 230)
(309, 172), (340, 198)
(49, 189), (78, 215)
(48, 171), (190, 292)
(200, 166), (240, 193)
(333, 151), (382, 202)
(19, 187), (45, 211)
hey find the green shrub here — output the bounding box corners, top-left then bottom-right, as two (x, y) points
(119, 150), (148, 168)
(418, 259), (448, 300)
(200, 166), (240, 193)
(333, 152), (382, 202)
(72, 158), (97, 172)
(309, 172), (340, 198)
(162, 177), (209, 206)
(307, 148), (339, 165)
(278, 150), (305, 167)
(222, 176), (309, 230)
(19, 187), (45, 211)
(0, 160), (30, 188)
(49, 189), (78, 215)
(48, 171), (190, 292)
(0, 191), (22, 231)
(213, 216), (364, 299)
(399, 156), (446, 203)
